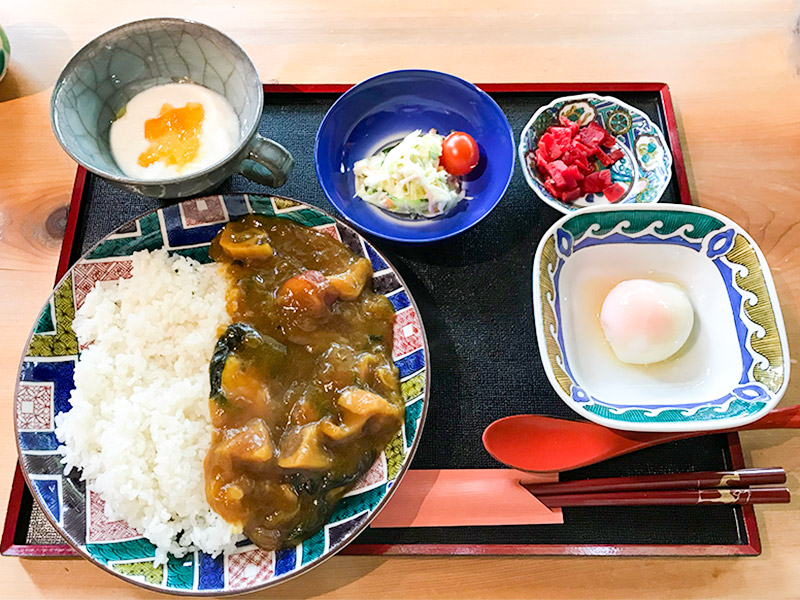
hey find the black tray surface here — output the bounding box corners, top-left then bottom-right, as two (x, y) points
(18, 89), (747, 551)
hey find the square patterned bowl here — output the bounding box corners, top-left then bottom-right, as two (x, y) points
(533, 204), (789, 432)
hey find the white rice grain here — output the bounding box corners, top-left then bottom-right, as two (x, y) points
(55, 249), (239, 564)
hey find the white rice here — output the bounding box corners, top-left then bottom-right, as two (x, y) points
(55, 249), (239, 564)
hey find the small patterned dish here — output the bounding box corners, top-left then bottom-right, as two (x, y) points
(519, 94), (673, 214)
(14, 195), (429, 595)
(533, 204), (789, 432)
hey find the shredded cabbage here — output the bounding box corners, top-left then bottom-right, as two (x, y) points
(353, 129), (465, 218)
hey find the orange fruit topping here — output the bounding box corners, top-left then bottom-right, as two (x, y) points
(138, 102), (205, 170)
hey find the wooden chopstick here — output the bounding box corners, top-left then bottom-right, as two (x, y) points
(523, 467), (786, 496)
(536, 487), (790, 508)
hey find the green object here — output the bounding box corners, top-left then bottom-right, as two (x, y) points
(0, 25), (10, 82)
(209, 322), (287, 405)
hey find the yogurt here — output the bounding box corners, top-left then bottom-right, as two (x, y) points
(110, 83), (239, 180)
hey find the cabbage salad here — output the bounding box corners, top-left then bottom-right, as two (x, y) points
(353, 130), (465, 218)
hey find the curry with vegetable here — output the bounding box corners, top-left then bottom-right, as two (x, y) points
(204, 214), (404, 550)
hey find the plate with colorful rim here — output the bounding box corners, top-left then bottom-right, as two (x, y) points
(519, 94), (673, 214)
(533, 204), (789, 432)
(13, 194), (429, 595)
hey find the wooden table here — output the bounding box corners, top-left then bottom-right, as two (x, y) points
(3, 1), (800, 598)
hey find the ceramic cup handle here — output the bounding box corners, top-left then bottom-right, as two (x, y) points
(239, 134), (294, 187)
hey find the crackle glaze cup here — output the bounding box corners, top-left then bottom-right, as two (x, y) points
(51, 18), (293, 199)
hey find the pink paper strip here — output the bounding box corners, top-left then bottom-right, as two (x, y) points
(371, 469), (563, 528)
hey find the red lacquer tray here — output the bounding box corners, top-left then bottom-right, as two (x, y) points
(3, 82), (760, 557)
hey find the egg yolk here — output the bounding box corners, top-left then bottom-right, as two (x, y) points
(138, 102), (205, 170)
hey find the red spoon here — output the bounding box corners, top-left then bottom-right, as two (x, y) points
(482, 405), (800, 472)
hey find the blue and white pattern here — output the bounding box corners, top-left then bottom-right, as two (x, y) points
(518, 94), (673, 214)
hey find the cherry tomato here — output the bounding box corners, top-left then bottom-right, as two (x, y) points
(440, 131), (480, 176)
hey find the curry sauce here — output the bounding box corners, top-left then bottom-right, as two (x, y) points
(204, 215), (403, 550)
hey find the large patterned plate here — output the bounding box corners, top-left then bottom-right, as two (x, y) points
(14, 195), (429, 595)
(533, 204), (789, 432)
(519, 94), (673, 214)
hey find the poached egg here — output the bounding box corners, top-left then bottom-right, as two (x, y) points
(599, 279), (694, 365)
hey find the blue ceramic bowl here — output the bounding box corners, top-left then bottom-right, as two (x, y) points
(315, 70), (515, 243)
